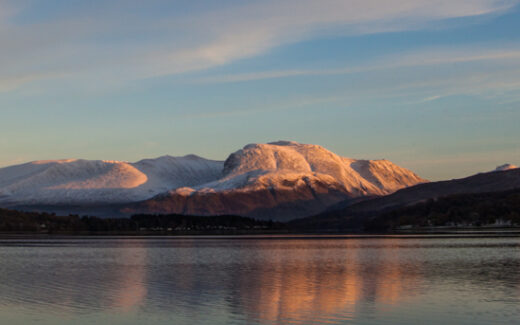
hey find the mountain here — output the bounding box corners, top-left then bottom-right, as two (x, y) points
(0, 141), (425, 220)
(126, 141), (426, 220)
(362, 188), (520, 230)
(494, 164), (518, 172)
(291, 168), (520, 229)
(0, 155), (223, 205)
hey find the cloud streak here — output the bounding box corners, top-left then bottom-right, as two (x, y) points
(190, 43), (520, 107)
(0, 0), (518, 90)
(197, 45), (520, 83)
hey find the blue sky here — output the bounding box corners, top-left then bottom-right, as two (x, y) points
(1, 0), (519, 180)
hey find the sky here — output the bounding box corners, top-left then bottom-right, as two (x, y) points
(1, 0), (519, 180)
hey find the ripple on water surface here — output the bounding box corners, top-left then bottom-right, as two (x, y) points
(0, 236), (519, 325)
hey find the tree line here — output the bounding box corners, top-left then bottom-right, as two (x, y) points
(365, 188), (520, 230)
(0, 209), (286, 234)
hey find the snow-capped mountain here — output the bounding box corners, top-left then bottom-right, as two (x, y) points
(0, 155), (223, 205)
(0, 141), (426, 220)
(494, 164), (518, 172)
(126, 141), (426, 220)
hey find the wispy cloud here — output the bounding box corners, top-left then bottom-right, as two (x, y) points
(420, 95), (444, 103)
(192, 44), (520, 106)
(0, 72), (66, 92)
(0, 0), (517, 90)
(197, 45), (520, 83)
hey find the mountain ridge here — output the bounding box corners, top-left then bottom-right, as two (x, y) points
(126, 141), (426, 220)
(0, 141), (425, 220)
(290, 167), (520, 229)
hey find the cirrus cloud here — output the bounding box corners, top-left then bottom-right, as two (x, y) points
(0, 0), (518, 91)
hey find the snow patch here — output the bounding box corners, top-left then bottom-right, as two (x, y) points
(0, 155), (223, 204)
(495, 164), (518, 172)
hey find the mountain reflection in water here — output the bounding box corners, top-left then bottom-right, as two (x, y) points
(0, 236), (518, 325)
(233, 239), (422, 323)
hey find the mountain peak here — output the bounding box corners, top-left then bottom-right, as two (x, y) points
(267, 140), (302, 146)
(31, 159), (79, 165)
(495, 164), (518, 172)
(221, 141), (426, 195)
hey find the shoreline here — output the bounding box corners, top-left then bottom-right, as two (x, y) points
(1, 227), (520, 238)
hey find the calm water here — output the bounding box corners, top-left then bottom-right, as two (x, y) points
(0, 235), (519, 325)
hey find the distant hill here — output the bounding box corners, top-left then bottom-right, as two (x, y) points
(364, 188), (520, 231)
(291, 168), (520, 230)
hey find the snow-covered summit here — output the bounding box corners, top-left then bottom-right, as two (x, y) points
(136, 141), (428, 220)
(0, 155), (223, 204)
(215, 141), (425, 195)
(494, 164), (518, 172)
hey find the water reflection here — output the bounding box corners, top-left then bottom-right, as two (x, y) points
(0, 237), (518, 325)
(232, 239), (424, 323)
(110, 240), (148, 311)
(0, 239), (151, 314)
(236, 240), (365, 322)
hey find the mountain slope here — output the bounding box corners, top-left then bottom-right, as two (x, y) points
(0, 141), (425, 220)
(291, 168), (520, 229)
(216, 141), (425, 195)
(0, 156), (223, 205)
(363, 188), (520, 230)
(127, 141), (426, 220)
